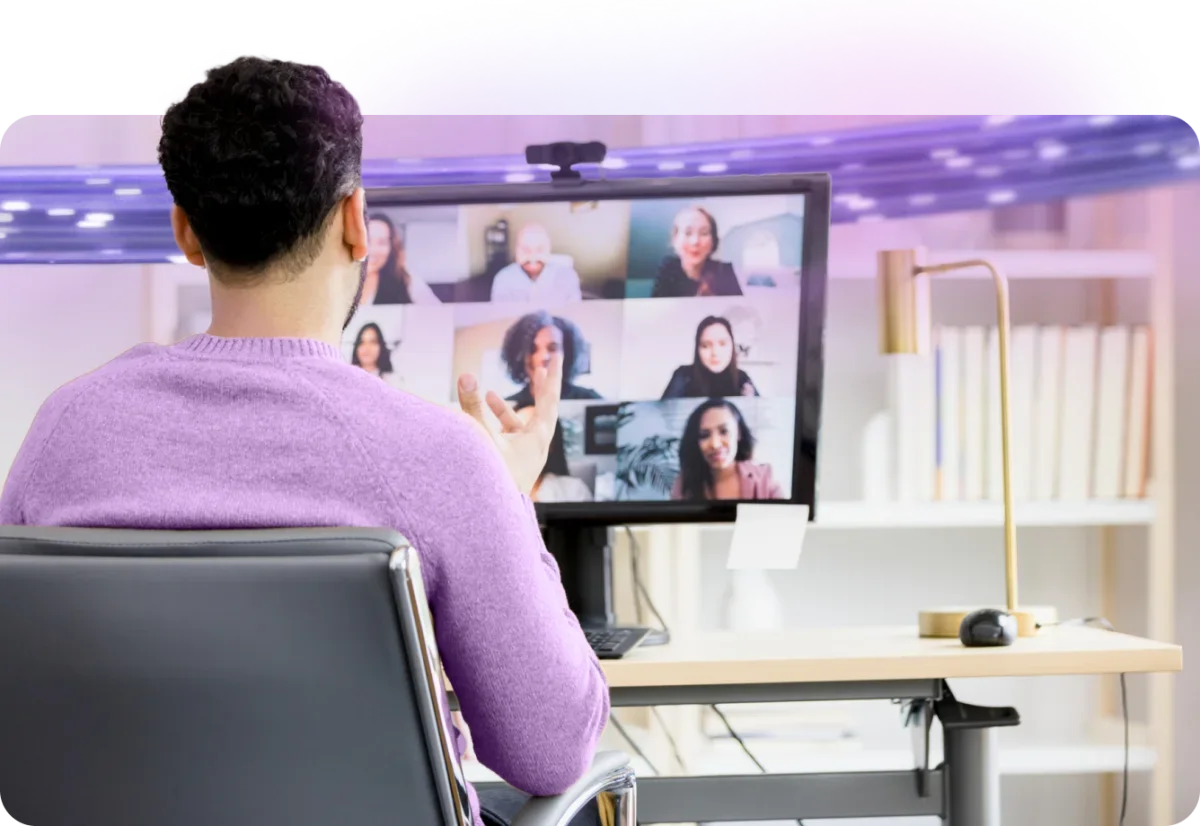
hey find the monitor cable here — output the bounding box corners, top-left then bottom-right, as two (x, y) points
(625, 526), (671, 644)
(628, 527), (803, 819)
(1035, 617), (1129, 826)
(607, 713), (660, 777)
(624, 527), (688, 772)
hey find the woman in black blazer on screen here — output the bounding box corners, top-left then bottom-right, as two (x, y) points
(650, 205), (743, 298)
(662, 315), (759, 399)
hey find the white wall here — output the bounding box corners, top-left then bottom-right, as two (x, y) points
(0, 265), (146, 472)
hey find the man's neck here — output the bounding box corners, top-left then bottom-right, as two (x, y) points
(205, 268), (347, 348)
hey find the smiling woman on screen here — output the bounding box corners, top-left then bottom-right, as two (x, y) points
(671, 399), (781, 501)
(651, 205), (743, 298)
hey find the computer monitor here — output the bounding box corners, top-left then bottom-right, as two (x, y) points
(357, 173), (830, 629)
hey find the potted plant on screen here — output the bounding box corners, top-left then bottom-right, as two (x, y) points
(615, 407), (680, 500)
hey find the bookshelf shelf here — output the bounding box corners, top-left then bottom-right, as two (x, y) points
(830, 249), (1154, 281)
(810, 500), (1155, 530)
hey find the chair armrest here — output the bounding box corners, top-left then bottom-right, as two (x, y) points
(508, 751), (636, 826)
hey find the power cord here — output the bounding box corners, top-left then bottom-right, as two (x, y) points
(625, 526), (670, 635)
(607, 713), (660, 776)
(710, 704), (805, 826)
(628, 527), (806, 813)
(1036, 617), (1129, 826)
(624, 528), (688, 773)
(650, 706), (689, 774)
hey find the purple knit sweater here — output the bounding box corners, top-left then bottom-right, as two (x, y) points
(0, 334), (610, 824)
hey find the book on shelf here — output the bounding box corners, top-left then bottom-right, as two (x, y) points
(887, 323), (1153, 503)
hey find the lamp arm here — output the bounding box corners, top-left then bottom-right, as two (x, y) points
(918, 259), (1017, 613)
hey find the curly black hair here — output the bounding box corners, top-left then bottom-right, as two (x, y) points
(158, 56), (363, 282)
(500, 311), (590, 386)
(677, 399), (755, 501)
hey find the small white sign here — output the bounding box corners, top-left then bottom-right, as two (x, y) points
(726, 503), (809, 570)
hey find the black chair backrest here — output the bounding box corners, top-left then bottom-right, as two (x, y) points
(0, 526), (470, 826)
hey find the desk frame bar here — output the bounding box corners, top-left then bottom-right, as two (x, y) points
(633, 770), (945, 823)
(608, 678), (942, 707)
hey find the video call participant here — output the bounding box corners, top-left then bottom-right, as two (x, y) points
(662, 315), (759, 399)
(350, 322), (404, 389)
(516, 408), (593, 504)
(364, 212), (441, 305)
(651, 205), (743, 298)
(671, 399), (783, 501)
(490, 223), (583, 304)
(0, 57), (607, 826)
(502, 310), (602, 409)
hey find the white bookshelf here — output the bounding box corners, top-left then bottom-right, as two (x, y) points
(623, 234), (1178, 826)
(811, 500), (1155, 530)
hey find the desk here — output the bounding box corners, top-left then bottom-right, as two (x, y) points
(597, 626), (1179, 825)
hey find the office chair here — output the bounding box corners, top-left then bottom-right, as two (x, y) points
(0, 526), (635, 826)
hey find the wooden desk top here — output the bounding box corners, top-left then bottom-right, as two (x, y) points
(600, 626), (1182, 687)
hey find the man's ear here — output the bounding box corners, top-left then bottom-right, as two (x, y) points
(343, 187), (369, 262)
(169, 205), (206, 267)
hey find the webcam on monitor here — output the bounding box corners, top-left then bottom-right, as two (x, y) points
(525, 141), (607, 182)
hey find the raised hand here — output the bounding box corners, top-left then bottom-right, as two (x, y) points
(457, 353), (563, 495)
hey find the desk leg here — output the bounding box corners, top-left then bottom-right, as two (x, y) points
(944, 726), (1000, 826)
(937, 683), (1019, 826)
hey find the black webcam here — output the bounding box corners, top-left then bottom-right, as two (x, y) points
(525, 141), (607, 182)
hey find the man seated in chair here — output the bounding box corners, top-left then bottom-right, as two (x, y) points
(0, 57), (608, 826)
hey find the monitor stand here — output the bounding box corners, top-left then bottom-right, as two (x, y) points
(543, 523), (669, 647)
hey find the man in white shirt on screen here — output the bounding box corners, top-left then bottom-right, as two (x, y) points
(490, 223), (583, 304)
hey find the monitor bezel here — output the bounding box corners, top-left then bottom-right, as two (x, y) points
(366, 171), (830, 525)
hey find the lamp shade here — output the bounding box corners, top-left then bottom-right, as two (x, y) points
(877, 248), (931, 355)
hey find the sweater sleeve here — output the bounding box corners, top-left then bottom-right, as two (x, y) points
(0, 383), (84, 525)
(391, 413), (610, 796)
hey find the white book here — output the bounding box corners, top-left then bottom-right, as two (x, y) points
(936, 327), (962, 501)
(1057, 326), (1100, 500)
(1009, 326), (1039, 502)
(888, 355), (936, 502)
(961, 327), (987, 500)
(1032, 327), (1065, 500)
(1123, 326), (1153, 498)
(986, 328), (1002, 501)
(1092, 327), (1131, 499)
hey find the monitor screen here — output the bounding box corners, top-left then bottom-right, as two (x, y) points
(349, 174), (828, 522)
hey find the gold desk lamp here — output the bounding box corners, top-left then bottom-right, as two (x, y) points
(878, 248), (1056, 640)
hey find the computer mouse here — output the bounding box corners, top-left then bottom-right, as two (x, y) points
(958, 608), (1018, 647)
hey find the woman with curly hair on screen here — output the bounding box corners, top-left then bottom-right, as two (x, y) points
(670, 398), (782, 501)
(501, 310), (602, 409)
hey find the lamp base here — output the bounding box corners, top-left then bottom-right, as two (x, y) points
(918, 606), (1057, 639)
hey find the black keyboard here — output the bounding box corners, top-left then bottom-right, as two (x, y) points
(584, 626), (649, 659)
